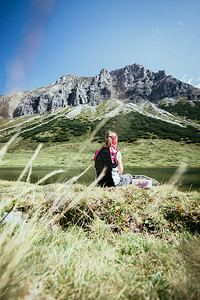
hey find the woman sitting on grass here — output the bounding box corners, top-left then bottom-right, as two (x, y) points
(94, 130), (152, 187)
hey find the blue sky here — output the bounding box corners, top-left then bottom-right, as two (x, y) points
(1, 0), (200, 95)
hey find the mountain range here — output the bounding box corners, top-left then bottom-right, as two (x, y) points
(0, 63), (200, 118)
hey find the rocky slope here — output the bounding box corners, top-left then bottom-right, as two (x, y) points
(0, 63), (200, 118)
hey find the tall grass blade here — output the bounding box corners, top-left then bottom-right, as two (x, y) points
(170, 164), (188, 185)
(26, 164), (32, 182)
(64, 165), (91, 185)
(35, 168), (64, 185)
(17, 143), (43, 182)
(0, 132), (19, 165)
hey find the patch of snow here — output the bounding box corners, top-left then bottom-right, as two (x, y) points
(90, 106), (96, 115)
(0, 115), (41, 133)
(93, 100), (192, 128)
(138, 102), (186, 127)
(0, 108), (71, 137)
(103, 99), (123, 113)
(65, 106), (83, 118)
(94, 101), (124, 120)
(147, 102), (200, 128)
(20, 109), (70, 134)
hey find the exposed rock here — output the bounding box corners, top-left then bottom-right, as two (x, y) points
(1, 211), (24, 224)
(0, 63), (200, 118)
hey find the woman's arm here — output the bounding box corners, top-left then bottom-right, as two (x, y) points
(116, 151), (123, 175)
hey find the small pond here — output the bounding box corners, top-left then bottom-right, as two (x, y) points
(0, 166), (200, 192)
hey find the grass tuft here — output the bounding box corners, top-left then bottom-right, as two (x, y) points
(0, 179), (200, 299)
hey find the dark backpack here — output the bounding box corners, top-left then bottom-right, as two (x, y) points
(95, 147), (117, 187)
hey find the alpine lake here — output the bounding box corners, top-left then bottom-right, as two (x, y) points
(0, 166), (200, 192)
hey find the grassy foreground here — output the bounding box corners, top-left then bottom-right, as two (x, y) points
(0, 179), (200, 299)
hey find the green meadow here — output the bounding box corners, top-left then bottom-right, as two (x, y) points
(2, 139), (200, 168)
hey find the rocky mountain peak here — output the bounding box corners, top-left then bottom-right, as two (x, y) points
(96, 68), (111, 83)
(100, 68), (109, 75)
(0, 63), (200, 118)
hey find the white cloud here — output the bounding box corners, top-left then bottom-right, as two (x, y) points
(195, 83), (200, 88)
(187, 78), (193, 84)
(194, 76), (200, 88)
(181, 74), (187, 82)
(178, 21), (185, 26)
(181, 74), (193, 84)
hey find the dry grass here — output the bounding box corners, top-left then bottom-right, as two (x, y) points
(0, 133), (200, 299)
(0, 177), (200, 299)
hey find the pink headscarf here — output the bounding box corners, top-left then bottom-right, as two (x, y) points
(105, 134), (118, 145)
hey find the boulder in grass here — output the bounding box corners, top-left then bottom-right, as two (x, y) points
(1, 211), (24, 224)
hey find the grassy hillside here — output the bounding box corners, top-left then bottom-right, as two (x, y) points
(159, 100), (200, 121)
(0, 98), (200, 170)
(1, 99), (200, 144)
(1, 110), (200, 144)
